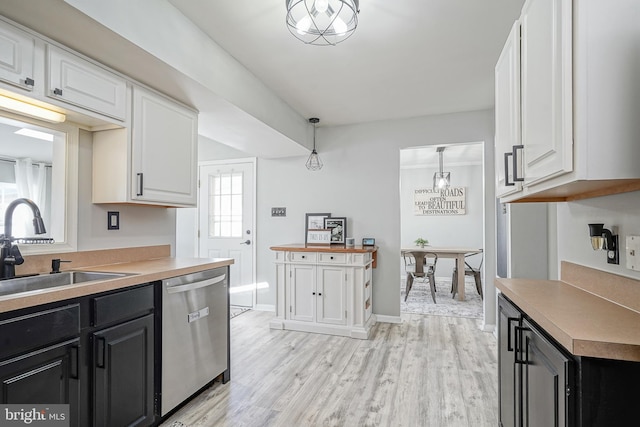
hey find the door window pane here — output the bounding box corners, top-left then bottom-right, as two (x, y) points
(209, 171), (243, 237)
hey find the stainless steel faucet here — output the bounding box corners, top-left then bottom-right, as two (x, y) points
(0, 198), (47, 279)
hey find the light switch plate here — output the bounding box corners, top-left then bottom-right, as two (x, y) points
(626, 235), (640, 271)
(271, 207), (286, 217)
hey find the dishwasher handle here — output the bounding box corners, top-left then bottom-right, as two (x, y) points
(165, 274), (226, 294)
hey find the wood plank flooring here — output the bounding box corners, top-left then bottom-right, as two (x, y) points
(160, 311), (498, 427)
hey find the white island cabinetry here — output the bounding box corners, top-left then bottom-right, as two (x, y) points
(270, 245), (376, 339)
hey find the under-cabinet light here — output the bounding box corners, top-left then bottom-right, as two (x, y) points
(0, 95), (66, 123)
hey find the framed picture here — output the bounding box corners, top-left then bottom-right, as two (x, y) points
(307, 229), (331, 245)
(305, 212), (331, 244)
(324, 217), (347, 244)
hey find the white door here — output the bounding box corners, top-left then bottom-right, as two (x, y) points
(199, 160), (255, 307)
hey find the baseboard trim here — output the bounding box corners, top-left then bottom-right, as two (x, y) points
(254, 304), (275, 312)
(375, 314), (402, 324)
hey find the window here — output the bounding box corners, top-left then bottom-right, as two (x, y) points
(0, 115), (78, 253)
(209, 172), (243, 238)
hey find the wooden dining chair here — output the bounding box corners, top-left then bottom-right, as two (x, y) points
(451, 249), (483, 299)
(405, 251), (438, 303)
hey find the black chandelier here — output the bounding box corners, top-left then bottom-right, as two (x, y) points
(286, 0), (360, 46)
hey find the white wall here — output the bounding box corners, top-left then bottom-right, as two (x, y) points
(253, 109), (496, 326)
(400, 163), (484, 278)
(77, 130), (176, 253)
(557, 191), (640, 279)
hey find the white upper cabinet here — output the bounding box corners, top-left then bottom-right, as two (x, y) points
(520, 0), (573, 186)
(93, 85), (198, 208)
(0, 19), (36, 92)
(131, 86), (197, 206)
(46, 45), (127, 121)
(496, 0), (640, 202)
(495, 21), (523, 198)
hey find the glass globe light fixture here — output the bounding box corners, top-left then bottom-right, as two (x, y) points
(286, 0), (360, 46)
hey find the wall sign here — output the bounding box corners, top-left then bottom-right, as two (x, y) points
(414, 187), (466, 216)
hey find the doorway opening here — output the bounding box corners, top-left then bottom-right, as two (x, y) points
(399, 142), (485, 319)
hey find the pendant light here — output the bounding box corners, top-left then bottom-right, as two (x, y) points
(433, 147), (451, 190)
(306, 117), (323, 171)
(285, 0), (360, 46)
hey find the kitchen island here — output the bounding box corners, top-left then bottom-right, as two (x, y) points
(270, 244), (377, 339)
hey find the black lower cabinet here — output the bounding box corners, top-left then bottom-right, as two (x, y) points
(499, 294), (575, 427)
(499, 293), (640, 427)
(92, 314), (155, 427)
(520, 318), (574, 427)
(0, 338), (81, 425)
(498, 294), (521, 427)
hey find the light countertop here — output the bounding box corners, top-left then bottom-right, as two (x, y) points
(0, 256), (233, 314)
(496, 261), (640, 362)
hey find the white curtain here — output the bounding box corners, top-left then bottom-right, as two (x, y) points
(13, 158), (48, 237)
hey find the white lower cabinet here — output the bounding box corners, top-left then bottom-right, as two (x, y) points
(271, 249), (375, 339)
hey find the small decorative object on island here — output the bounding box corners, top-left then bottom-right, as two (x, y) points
(414, 237), (429, 248)
(305, 212), (331, 243)
(324, 217), (347, 244)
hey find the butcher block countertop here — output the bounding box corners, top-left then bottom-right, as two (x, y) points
(0, 245), (233, 314)
(269, 243), (378, 253)
(496, 261), (640, 362)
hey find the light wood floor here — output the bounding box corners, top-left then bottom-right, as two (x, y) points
(161, 311), (498, 427)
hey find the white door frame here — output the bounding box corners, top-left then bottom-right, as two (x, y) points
(198, 157), (257, 307)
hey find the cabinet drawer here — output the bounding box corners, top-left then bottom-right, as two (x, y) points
(352, 253), (372, 265)
(92, 284), (154, 327)
(318, 253), (347, 264)
(289, 252), (316, 263)
(0, 304), (80, 360)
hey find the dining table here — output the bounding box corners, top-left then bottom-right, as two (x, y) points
(401, 246), (482, 301)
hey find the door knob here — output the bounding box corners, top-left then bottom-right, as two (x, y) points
(240, 240), (251, 245)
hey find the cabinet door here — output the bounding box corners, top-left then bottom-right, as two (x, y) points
(132, 86), (197, 206)
(495, 20), (523, 198)
(316, 265), (347, 325)
(288, 264), (315, 322)
(46, 45), (127, 120)
(520, 318), (574, 427)
(498, 295), (521, 427)
(520, 0), (573, 186)
(0, 339), (80, 425)
(0, 20), (36, 91)
(93, 314), (155, 427)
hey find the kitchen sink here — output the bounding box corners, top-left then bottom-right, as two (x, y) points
(0, 271), (133, 297)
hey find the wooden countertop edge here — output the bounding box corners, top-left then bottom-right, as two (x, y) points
(270, 244), (378, 253)
(0, 257), (234, 314)
(495, 278), (640, 362)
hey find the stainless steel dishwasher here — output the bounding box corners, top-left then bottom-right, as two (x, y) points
(161, 267), (229, 416)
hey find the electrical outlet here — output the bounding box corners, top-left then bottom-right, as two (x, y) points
(626, 235), (640, 271)
(271, 207), (286, 217)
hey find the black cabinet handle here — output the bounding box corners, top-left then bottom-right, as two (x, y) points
(136, 173), (144, 196)
(504, 152), (514, 186)
(512, 145), (524, 182)
(312, 292), (316, 295)
(24, 77), (34, 87)
(96, 337), (106, 369)
(514, 325), (531, 365)
(53, 88), (63, 96)
(507, 317), (519, 351)
(318, 292), (322, 296)
(70, 345), (79, 379)
(301, 255), (305, 259)
(330, 256), (334, 260)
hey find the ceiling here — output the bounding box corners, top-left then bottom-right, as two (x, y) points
(168, 0), (524, 127)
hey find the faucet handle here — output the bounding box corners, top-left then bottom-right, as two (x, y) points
(51, 258), (71, 274)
